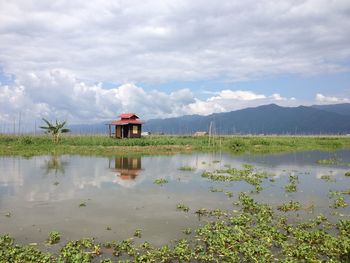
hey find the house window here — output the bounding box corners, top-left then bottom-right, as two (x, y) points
(132, 125), (138, 134)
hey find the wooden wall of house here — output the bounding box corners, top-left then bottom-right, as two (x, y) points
(116, 125), (122, 138)
(128, 124), (141, 138)
(115, 124), (141, 138)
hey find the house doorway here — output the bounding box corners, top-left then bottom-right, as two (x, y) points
(122, 125), (129, 138)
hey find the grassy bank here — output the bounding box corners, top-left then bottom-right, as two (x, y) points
(1, 134), (350, 156)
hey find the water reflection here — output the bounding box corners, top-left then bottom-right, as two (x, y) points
(42, 156), (69, 175)
(111, 157), (142, 180)
(109, 157), (143, 188)
(0, 151), (349, 244)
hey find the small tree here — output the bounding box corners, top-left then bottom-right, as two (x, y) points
(40, 118), (70, 143)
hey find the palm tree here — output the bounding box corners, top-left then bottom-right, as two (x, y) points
(40, 118), (70, 143)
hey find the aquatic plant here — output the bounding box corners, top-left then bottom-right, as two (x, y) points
(59, 238), (98, 262)
(153, 178), (168, 186)
(277, 201), (301, 212)
(182, 228), (192, 235)
(316, 158), (339, 165)
(209, 187), (223, 192)
(0, 234), (53, 262)
(2, 193), (350, 262)
(176, 203), (189, 212)
(47, 231), (61, 245)
(284, 175), (298, 192)
(225, 191), (233, 198)
(320, 175), (335, 182)
(201, 164), (268, 192)
(345, 171), (350, 176)
(332, 197), (348, 208)
(79, 202), (86, 207)
(178, 166), (195, 171)
(134, 229), (142, 238)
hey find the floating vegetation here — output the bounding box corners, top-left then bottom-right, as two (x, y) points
(106, 226), (111, 231)
(284, 175), (298, 192)
(338, 189), (350, 195)
(176, 203), (189, 212)
(195, 208), (208, 217)
(277, 201), (301, 212)
(202, 164), (268, 192)
(320, 175), (335, 182)
(153, 178), (168, 186)
(212, 160), (220, 163)
(2, 193), (350, 262)
(53, 181), (60, 186)
(60, 238), (100, 261)
(79, 202), (86, 207)
(332, 197), (348, 208)
(209, 187), (223, 192)
(182, 228), (192, 235)
(47, 231), (61, 245)
(178, 166), (195, 171)
(316, 158), (339, 165)
(225, 191), (233, 198)
(5, 212), (11, 218)
(134, 229), (142, 238)
(345, 171), (350, 176)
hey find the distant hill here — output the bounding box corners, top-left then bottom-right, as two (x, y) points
(142, 104), (350, 135)
(311, 103), (350, 116)
(68, 103), (350, 135)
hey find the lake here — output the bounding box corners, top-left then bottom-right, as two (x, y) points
(0, 150), (350, 250)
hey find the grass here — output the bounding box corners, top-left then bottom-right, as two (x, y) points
(1, 134), (350, 156)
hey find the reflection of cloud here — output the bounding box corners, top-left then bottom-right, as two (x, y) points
(1, 152), (350, 202)
(115, 172), (144, 188)
(42, 156), (69, 175)
(0, 157), (24, 187)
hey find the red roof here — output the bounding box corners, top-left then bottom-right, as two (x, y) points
(119, 113), (139, 119)
(111, 119), (144, 125)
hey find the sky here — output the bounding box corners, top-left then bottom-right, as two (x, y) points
(0, 0), (350, 127)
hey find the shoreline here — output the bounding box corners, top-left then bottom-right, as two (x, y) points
(1, 134), (350, 157)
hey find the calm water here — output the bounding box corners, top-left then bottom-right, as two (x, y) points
(0, 150), (350, 247)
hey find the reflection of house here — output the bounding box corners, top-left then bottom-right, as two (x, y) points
(112, 157), (142, 180)
(108, 113), (144, 139)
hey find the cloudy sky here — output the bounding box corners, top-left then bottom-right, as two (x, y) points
(0, 0), (349, 127)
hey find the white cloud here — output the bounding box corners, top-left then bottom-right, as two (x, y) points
(0, 0), (349, 83)
(0, 70), (301, 127)
(188, 89), (296, 115)
(315, 93), (349, 103)
(270, 93), (287, 101)
(208, 90), (266, 101)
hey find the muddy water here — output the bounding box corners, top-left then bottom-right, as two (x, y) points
(0, 150), (349, 247)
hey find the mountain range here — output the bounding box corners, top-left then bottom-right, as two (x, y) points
(69, 103), (350, 135)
